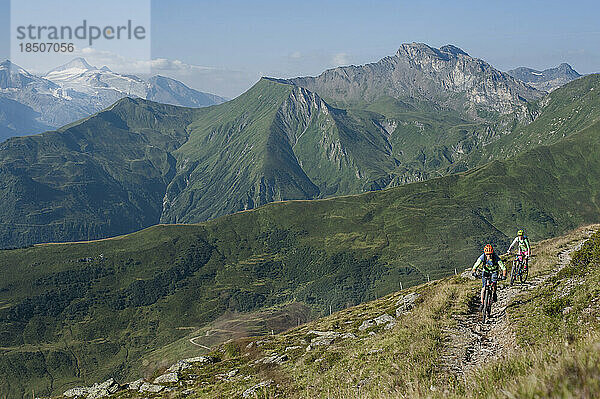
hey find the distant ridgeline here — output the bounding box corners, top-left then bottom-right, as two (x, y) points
(0, 45), (595, 249)
(0, 58), (226, 142)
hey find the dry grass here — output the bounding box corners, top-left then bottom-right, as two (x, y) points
(111, 225), (600, 399)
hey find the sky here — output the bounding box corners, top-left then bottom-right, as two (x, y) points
(1, 0), (600, 98)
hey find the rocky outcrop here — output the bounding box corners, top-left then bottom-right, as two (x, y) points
(305, 330), (357, 351)
(126, 379), (144, 391)
(62, 388), (89, 398)
(153, 372), (179, 384)
(242, 380), (274, 398)
(254, 353), (289, 365)
(358, 319), (377, 331)
(166, 360), (193, 373)
(104, 378), (166, 395)
(138, 382), (165, 393)
(216, 368), (239, 380)
(374, 314), (396, 329)
(359, 313), (396, 331)
(396, 292), (420, 316)
(147, 356), (216, 387)
(183, 356), (216, 364)
(62, 378), (119, 399)
(357, 292), (420, 333)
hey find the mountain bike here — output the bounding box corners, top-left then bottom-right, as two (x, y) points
(473, 270), (499, 324)
(509, 252), (529, 285)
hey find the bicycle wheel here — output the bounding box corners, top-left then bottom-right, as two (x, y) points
(520, 260), (529, 283)
(482, 289), (491, 323)
(510, 260), (517, 286)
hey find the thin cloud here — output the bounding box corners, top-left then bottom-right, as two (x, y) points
(332, 52), (350, 66)
(75, 47), (214, 74)
(69, 48), (256, 98)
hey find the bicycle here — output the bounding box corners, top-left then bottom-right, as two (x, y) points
(509, 252), (529, 286)
(473, 270), (502, 324)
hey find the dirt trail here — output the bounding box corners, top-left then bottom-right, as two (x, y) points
(443, 226), (598, 377)
(188, 337), (211, 350)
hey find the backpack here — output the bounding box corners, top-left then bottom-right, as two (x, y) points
(482, 252), (501, 272)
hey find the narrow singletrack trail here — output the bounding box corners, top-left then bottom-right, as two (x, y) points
(188, 337), (211, 350)
(443, 226), (597, 377)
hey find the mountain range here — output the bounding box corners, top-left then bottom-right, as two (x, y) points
(43, 58), (226, 108)
(0, 78), (486, 247)
(507, 62), (582, 92)
(0, 44), (593, 249)
(0, 59), (226, 142)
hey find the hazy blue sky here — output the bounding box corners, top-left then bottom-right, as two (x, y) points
(2, 0), (599, 97)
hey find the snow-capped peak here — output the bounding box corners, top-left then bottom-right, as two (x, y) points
(45, 57), (96, 76)
(43, 58), (148, 98)
(0, 59), (30, 75)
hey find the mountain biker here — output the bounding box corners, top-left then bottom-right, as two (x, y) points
(471, 244), (506, 311)
(506, 229), (531, 269)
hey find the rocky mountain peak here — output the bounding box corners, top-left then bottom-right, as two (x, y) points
(0, 59), (13, 69)
(557, 63), (580, 77)
(507, 63), (581, 92)
(290, 42), (542, 118)
(0, 60), (56, 90)
(395, 43), (469, 61)
(0, 59), (28, 74)
(439, 44), (469, 56)
(395, 42), (440, 59)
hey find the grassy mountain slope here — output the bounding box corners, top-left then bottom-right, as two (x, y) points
(161, 78), (320, 222)
(355, 96), (498, 180)
(2, 114), (600, 397)
(161, 77), (402, 222)
(98, 225), (600, 399)
(454, 74), (600, 170)
(0, 98), (195, 247)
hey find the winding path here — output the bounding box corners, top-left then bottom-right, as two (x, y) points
(188, 337), (211, 350)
